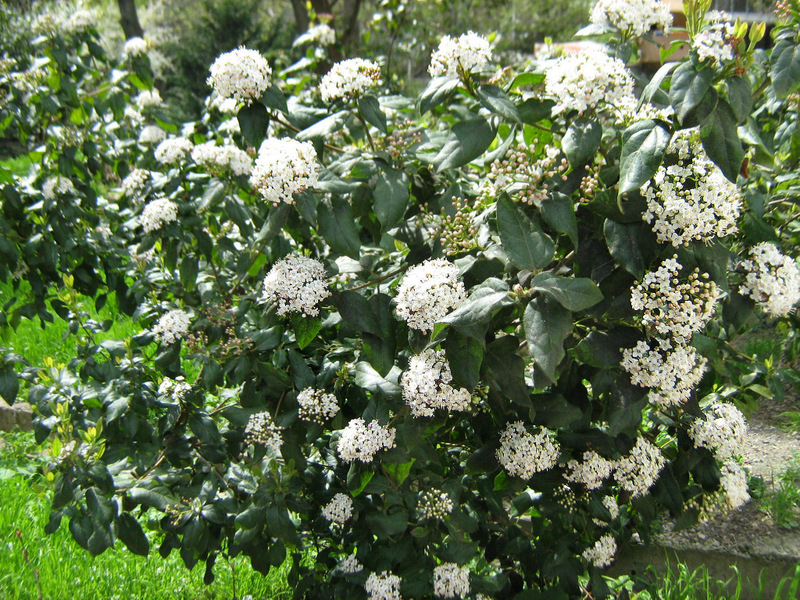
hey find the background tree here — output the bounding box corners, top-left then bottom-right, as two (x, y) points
(117, 0), (144, 39)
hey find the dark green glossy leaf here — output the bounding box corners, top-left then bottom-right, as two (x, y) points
(374, 168), (410, 230)
(290, 313), (321, 349)
(355, 362), (401, 397)
(0, 367), (18, 404)
(497, 195), (554, 271)
(117, 513), (149, 556)
(476, 84), (520, 122)
(419, 76), (460, 114)
(771, 38), (800, 97)
(433, 116), (496, 171)
(484, 337), (530, 406)
(562, 117), (601, 168)
(318, 196), (361, 259)
(523, 296), (572, 384)
(529, 272), (603, 312)
(618, 119), (671, 197)
(237, 102), (269, 148)
(572, 327), (641, 368)
(700, 100), (744, 182)
(444, 329), (484, 391)
(358, 95), (387, 133)
(532, 393), (584, 429)
(517, 98), (555, 125)
(365, 509), (409, 538)
(670, 61), (714, 125)
(440, 281), (513, 328)
(603, 219), (648, 279)
(725, 76), (752, 123)
(261, 84), (288, 114)
(540, 192), (578, 248)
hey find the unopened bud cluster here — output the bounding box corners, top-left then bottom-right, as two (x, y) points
(486, 143), (568, 206)
(438, 197), (480, 256)
(418, 488), (454, 520)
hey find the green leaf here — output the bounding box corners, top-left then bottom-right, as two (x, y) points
(290, 313), (321, 349)
(514, 589), (569, 600)
(603, 219), (647, 278)
(0, 367), (18, 404)
(355, 362), (401, 397)
(523, 296), (572, 384)
(365, 510), (409, 538)
(771, 39), (800, 98)
(484, 337), (530, 406)
(189, 413), (222, 446)
(444, 329), (484, 391)
(180, 255), (198, 290)
(433, 116), (497, 171)
(641, 61), (679, 106)
(562, 117), (601, 168)
(529, 273), (603, 312)
(86, 488), (115, 525)
(532, 393), (584, 429)
(725, 76), (753, 123)
(335, 291), (394, 339)
(618, 119), (671, 197)
(260, 84), (288, 114)
(700, 100), (744, 182)
(296, 111), (348, 141)
(237, 102), (269, 148)
(347, 462), (375, 496)
(318, 196), (361, 258)
(440, 281), (513, 327)
(383, 460), (415, 486)
(476, 84), (520, 122)
(670, 61), (715, 125)
(374, 168), (410, 230)
(419, 76), (460, 114)
(517, 98), (554, 125)
(497, 195), (554, 271)
(358, 95), (387, 133)
(572, 328), (641, 368)
(540, 192), (578, 248)
(117, 513), (149, 556)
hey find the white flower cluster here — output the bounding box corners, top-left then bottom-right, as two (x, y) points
(321, 493), (353, 524)
(338, 553), (364, 574)
(719, 461), (750, 509)
(250, 138), (318, 205)
(134, 89), (162, 110)
(306, 23), (336, 46)
(601, 495), (620, 522)
(581, 534), (617, 568)
(564, 450), (613, 490)
(641, 130), (741, 246)
(395, 259), (466, 333)
(123, 37), (149, 58)
(42, 176), (75, 200)
(590, 0), (673, 38)
(152, 309), (191, 345)
(261, 255), (330, 317)
(612, 96), (674, 127)
(433, 563), (470, 599)
(207, 47), (272, 104)
(740, 243), (800, 317)
(401, 349), (471, 417)
(157, 376), (191, 401)
(154, 137), (193, 165)
(693, 12), (735, 64)
(139, 125), (166, 145)
(121, 168), (150, 198)
(613, 437), (665, 497)
(191, 141), (253, 176)
(621, 339), (707, 408)
(496, 422), (560, 479)
(630, 257), (719, 343)
(418, 488), (454, 521)
(338, 418), (396, 463)
(428, 32), (493, 78)
(244, 411), (284, 454)
(365, 571), (403, 600)
(689, 401), (747, 460)
(320, 58), (381, 103)
(65, 9), (94, 34)
(545, 48), (634, 115)
(296, 388), (340, 424)
(141, 197), (178, 233)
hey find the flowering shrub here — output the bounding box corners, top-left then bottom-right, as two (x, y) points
(2, 1), (800, 599)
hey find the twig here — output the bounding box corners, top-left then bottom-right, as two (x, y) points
(346, 264), (410, 291)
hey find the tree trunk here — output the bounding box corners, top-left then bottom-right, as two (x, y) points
(117, 0), (144, 40)
(340, 0), (362, 46)
(289, 0), (309, 33)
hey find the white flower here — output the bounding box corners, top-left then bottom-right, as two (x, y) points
(719, 461), (749, 509)
(395, 259), (466, 333)
(689, 401), (747, 460)
(191, 141), (253, 176)
(365, 571), (403, 600)
(401, 349), (471, 417)
(249, 138), (318, 205)
(621, 339), (708, 408)
(321, 493), (353, 524)
(261, 255), (330, 317)
(418, 488), (453, 520)
(338, 553), (363, 574)
(121, 168), (150, 198)
(601, 495), (620, 521)
(433, 563), (470, 599)
(564, 451), (614, 489)
(630, 257), (719, 344)
(154, 137), (193, 165)
(582, 534), (617, 568)
(338, 418), (396, 463)
(612, 437), (665, 498)
(641, 130), (742, 246)
(244, 411), (283, 454)
(65, 9), (94, 33)
(158, 377), (191, 400)
(134, 89), (162, 110)
(545, 48), (634, 115)
(496, 422), (560, 479)
(302, 23), (336, 46)
(138, 125), (166, 144)
(42, 176), (75, 200)
(612, 96), (674, 126)
(428, 32), (493, 78)
(297, 388), (339, 424)
(590, 0), (673, 38)
(141, 197), (178, 232)
(207, 47), (272, 104)
(693, 12), (735, 64)
(152, 309), (191, 345)
(740, 243), (800, 317)
(320, 58), (381, 103)
(219, 118), (241, 135)
(123, 37), (149, 58)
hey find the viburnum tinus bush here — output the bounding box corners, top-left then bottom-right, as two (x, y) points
(6, 0), (800, 598)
